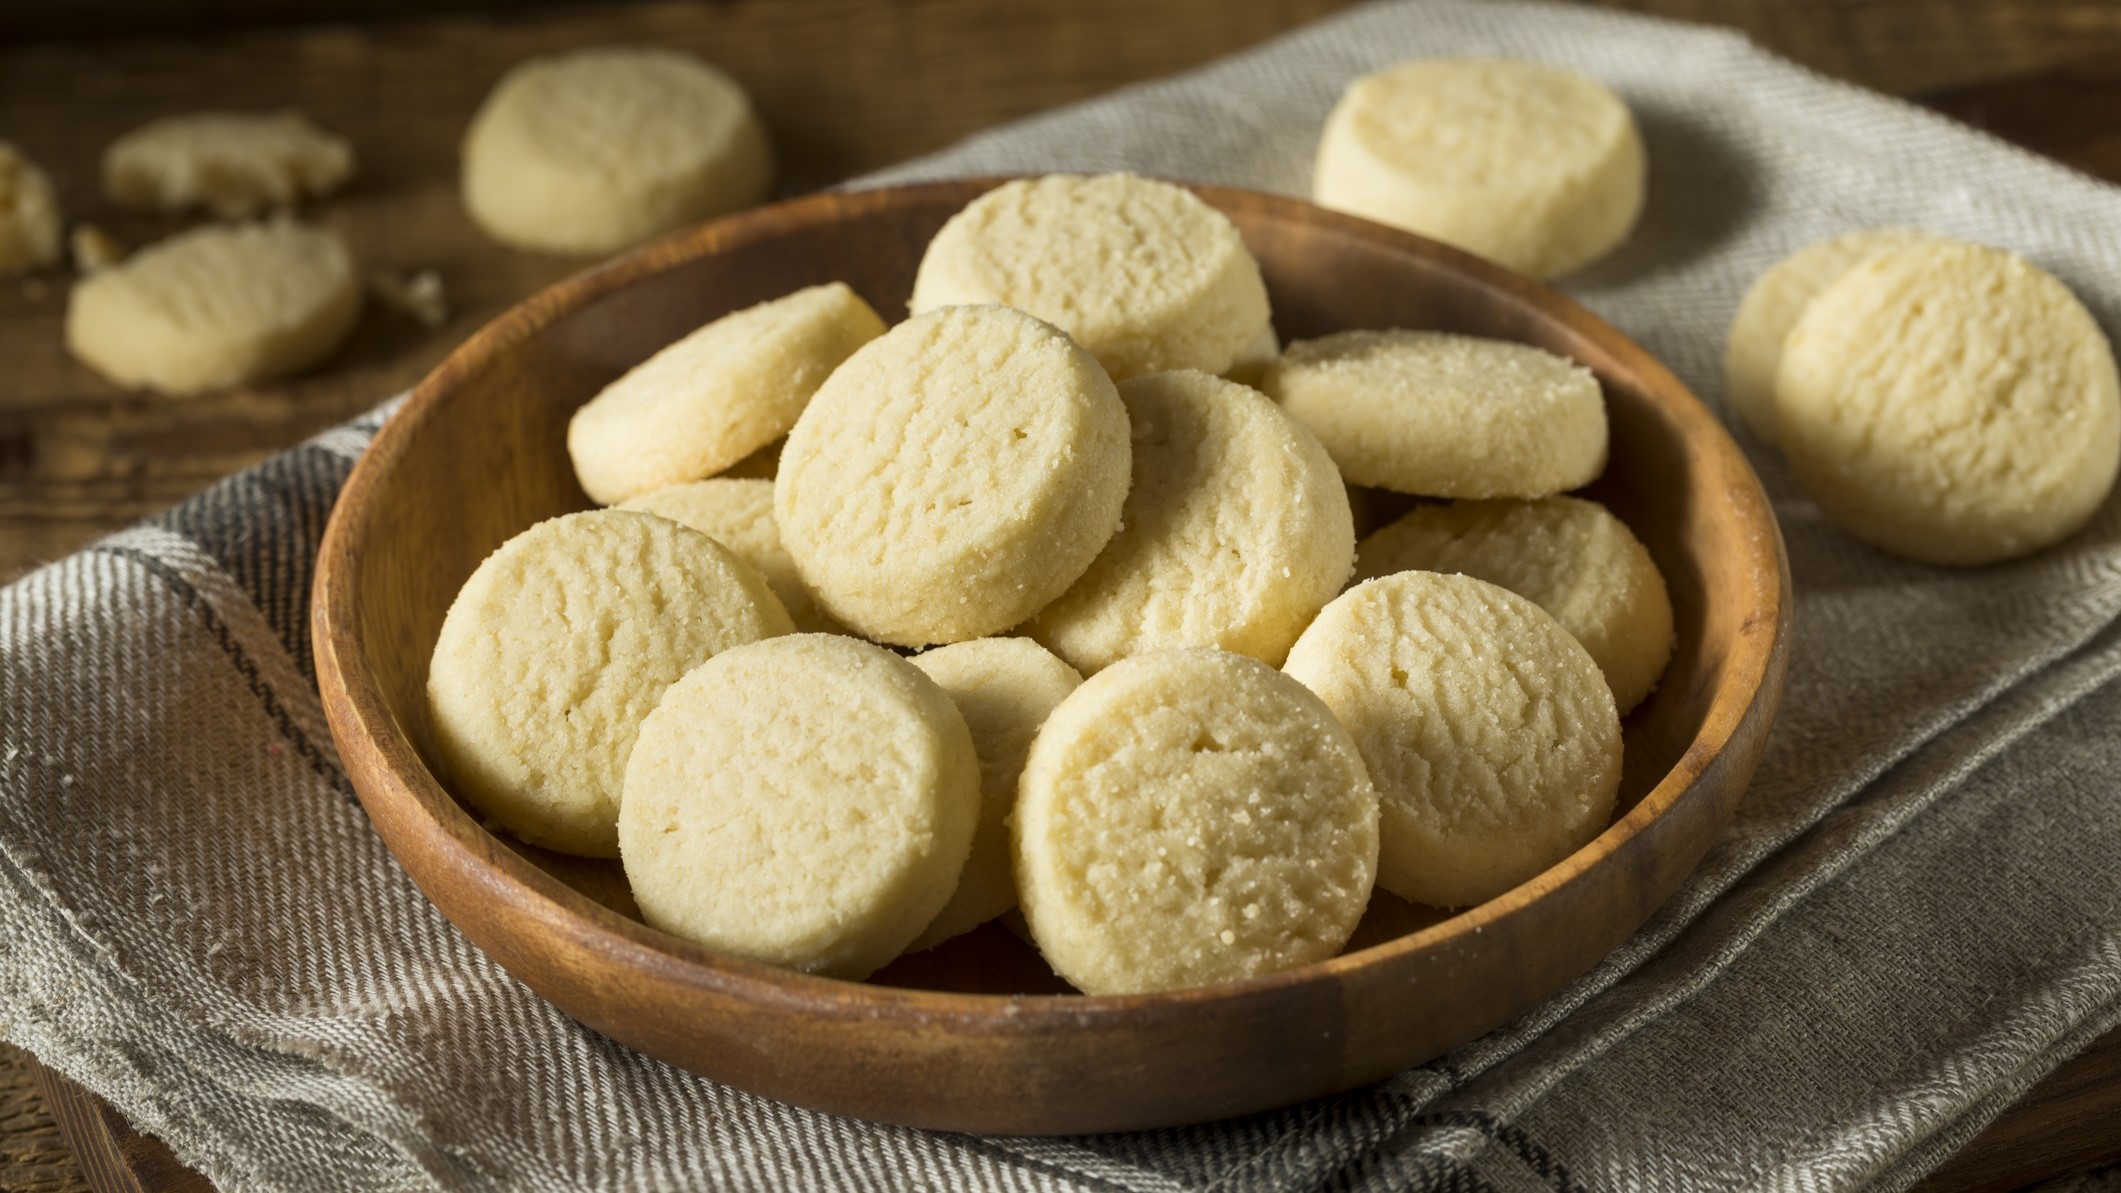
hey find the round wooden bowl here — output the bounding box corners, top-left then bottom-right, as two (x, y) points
(311, 179), (1790, 1135)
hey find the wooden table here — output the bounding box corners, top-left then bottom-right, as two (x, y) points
(4, 1), (2121, 1189)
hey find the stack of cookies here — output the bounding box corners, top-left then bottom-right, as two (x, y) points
(426, 173), (1677, 995)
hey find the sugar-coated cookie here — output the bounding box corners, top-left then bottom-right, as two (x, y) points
(1030, 370), (1353, 673)
(905, 637), (1083, 951)
(428, 509), (792, 858)
(910, 174), (1272, 380)
(1313, 58), (1645, 278)
(1284, 572), (1621, 909)
(65, 219), (361, 395)
(1262, 329), (1606, 498)
(104, 111), (355, 218)
(619, 478), (838, 633)
(0, 143), (62, 277)
(462, 47), (773, 255)
(1723, 229), (1943, 443)
(1013, 648), (1378, 995)
(1355, 497), (1673, 713)
(620, 634), (980, 978)
(1777, 241), (2121, 565)
(776, 304), (1132, 646)
(569, 282), (885, 504)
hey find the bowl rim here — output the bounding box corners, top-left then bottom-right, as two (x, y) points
(313, 177), (1790, 1033)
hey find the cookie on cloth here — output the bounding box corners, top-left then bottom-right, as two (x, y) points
(1776, 240), (2121, 565)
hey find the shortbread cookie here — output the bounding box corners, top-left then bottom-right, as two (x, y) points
(1030, 370), (1354, 673)
(104, 111), (355, 218)
(620, 634), (980, 978)
(1778, 241), (2121, 565)
(428, 509), (792, 858)
(1014, 648), (1378, 994)
(910, 174), (1272, 380)
(462, 46), (774, 255)
(905, 637), (1083, 951)
(0, 143), (62, 277)
(619, 477), (836, 633)
(1355, 497), (1673, 713)
(1724, 229), (1943, 443)
(1284, 572), (1621, 909)
(1223, 323), (1280, 388)
(569, 282), (885, 503)
(776, 304), (1132, 645)
(1313, 58), (1645, 278)
(65, 220), (362, 395)
(1263, 329), (1606, 498)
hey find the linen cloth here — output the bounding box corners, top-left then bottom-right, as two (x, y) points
(7, 1), (2121, 1187)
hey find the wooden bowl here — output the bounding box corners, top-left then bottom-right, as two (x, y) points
(312, 180), (1790, 1135)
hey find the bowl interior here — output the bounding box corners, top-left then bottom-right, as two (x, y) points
(345, 181), (1749, 997)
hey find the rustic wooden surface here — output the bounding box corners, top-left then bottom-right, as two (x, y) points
(3, 0), (2121, 1186)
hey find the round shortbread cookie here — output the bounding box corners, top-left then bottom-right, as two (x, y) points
(1284, 572), (1621, 909)
(1312, 58), (1645, 278)
(428, 509), (793, 858)
(1777, 241), (2121, 565)
(1262, 329), (1607, 498)
(618, 478), (837, 633)
(1013, 648), (1379, 995)
(905, 637), (1083, 952)
(65, 219), (362, 396)
(569, 282), (886, 504)
(909, 174), (1272, 380)
(1724, 229), (1943, 443)
(0, 143), (62, 277)
(1355, 497), (1674, 713)
(104, 110), (355, 218)
(619, 634), (981, 978)
(462, 46), (773, 256)
(1029, 370), (1354, 673)
(775, 304), (1132, 646)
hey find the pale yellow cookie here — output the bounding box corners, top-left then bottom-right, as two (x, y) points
(619, 477), (837, 634)
(619, 634), (980, 978)
(569, 282), (885, 504)
(0, 143), (62, 277)
(104, 110), (355, 218)
(428, 509), (792, 858)
(1778, 241), (2121, 565)
(1030, 370), (1354, 673)
(905, 637), (1083, 951)
(462, 46), (773, 255)
(1284, 572), (1621, 909)
(776, 304), (1132, 646)
(1262, 329), (1606, 498)
(910, 174), (1272, 380)
(1355, 497), (1673, 713)
(1724, 229), (1944, 443)
(1313, 58), (1645, 278)
(65, 219), (362, 396)
(1014, 647), (1378, 995)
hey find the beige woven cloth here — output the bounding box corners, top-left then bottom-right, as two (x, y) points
(6, 1), (2121, 1188)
